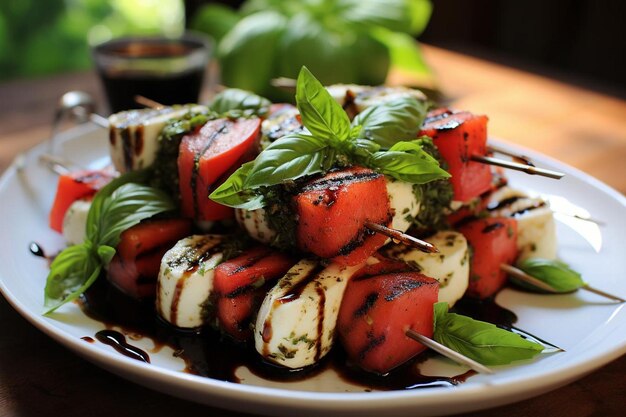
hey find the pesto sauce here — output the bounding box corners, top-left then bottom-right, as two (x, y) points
(261, 183), (300, 252)
(410, 137), (454, 234)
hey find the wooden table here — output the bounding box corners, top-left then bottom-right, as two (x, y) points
(0, 45), (624, 416)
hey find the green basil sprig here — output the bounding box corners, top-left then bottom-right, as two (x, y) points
(210, 66), (449, 208)
(44, 171), (175, 314)
(512, 258), (584, 293)
(209, 88), (271, 118)
(433, 302), (544, 366)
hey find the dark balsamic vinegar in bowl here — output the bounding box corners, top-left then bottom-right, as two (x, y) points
(93, 34), (211, 113)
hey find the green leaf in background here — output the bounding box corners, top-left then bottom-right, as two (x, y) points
(352, 96), (429, 149)
(338, 0), (412, 33)
(369, 140), (450, 184)
(433, 302), (544, 366)
(244, 134), (334, 189)
(209, 162), (265, 210)
(296, 66), (352, 142)
(218, 11), (288, 96)
(407, 0), (434, 35)
(189, 3), (240, 43)
(348, 33), (390, 86)
(274, 13), (358, 94)
(513, 258), (585, 293)
(371, 26), (432, 78)
(209, 88), (271, 117)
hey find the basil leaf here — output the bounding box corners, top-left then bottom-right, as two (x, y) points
(245, 133), (335, 188)
(44, 244), (101, 314)
(433, 302), (544, 366)
(189, 3), (240, 43)
(210, 88), (271, 117)
(352, 96), (428, 149)
(219, 11), (288, 96)
(209, 161), (265, 210)
(407, 0), (433, 35)
(295, 66), (351, 142)
(86, 169), (151, 239)
(513, 258), (584, 293)
(92, 183), (175, 248)
(371, 27), (431, 77)
(45, 172), (176, 314)
(369, 140), (450, 184)
(339, 0), (412, 33)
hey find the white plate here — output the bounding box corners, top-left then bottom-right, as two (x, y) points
(1, 124), (625, 417)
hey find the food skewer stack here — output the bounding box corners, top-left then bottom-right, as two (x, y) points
(42, 67), (623, 382)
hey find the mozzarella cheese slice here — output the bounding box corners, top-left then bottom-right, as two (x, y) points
(62, 198), (91, 245)
(157, 234), (224, 328)
(486, 187), (558, 261)
(384, 231), (470, 307)
(255, 259), (366, 369)
(109, 105), (207, 173)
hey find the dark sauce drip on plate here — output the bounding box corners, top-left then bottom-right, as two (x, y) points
(29, 242), (57, 266)
(76, 276), (490, 391)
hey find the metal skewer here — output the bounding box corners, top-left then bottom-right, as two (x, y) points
(405, 329), (494, 374)
(364, 222), (439, 253)
(501, 264), (625, 303)
(471, 155), (564, 180)
(487, 145), (535, 167)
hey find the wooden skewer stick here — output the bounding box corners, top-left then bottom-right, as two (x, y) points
(134, 95), (165, 109)
(364, 221), (439, 253)
(501, 264), (625, 303)
(471, 155), (564, 180)
(405, 329), (494, 374)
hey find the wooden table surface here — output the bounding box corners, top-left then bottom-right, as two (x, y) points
(0, 45), (624, 416)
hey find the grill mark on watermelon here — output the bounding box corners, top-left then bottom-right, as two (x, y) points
(352, 292), (379, 318)
(482, 222), (504, 234)
(384, 279), (426, 302)
(228, 248), (272, 275)
(336, 212), (392, 257)
(358, 332), (386, 360)
(190, 121), (230, 217)
(423, 108), (454, 125)
(225, 282), (261, 298)
(300, 171), (381, 193)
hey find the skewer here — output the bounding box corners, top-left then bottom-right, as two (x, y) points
(38, 154), (83, 176)
(501, 264), (624, 303)
(134, 95), (165, 109)
(487, 144), (535, 167)
(364, 221), (439, 253)
(471, 155), (564, 180)
(405, 329), (494, 374)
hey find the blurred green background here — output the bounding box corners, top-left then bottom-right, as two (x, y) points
(0, 0), (185, 81)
